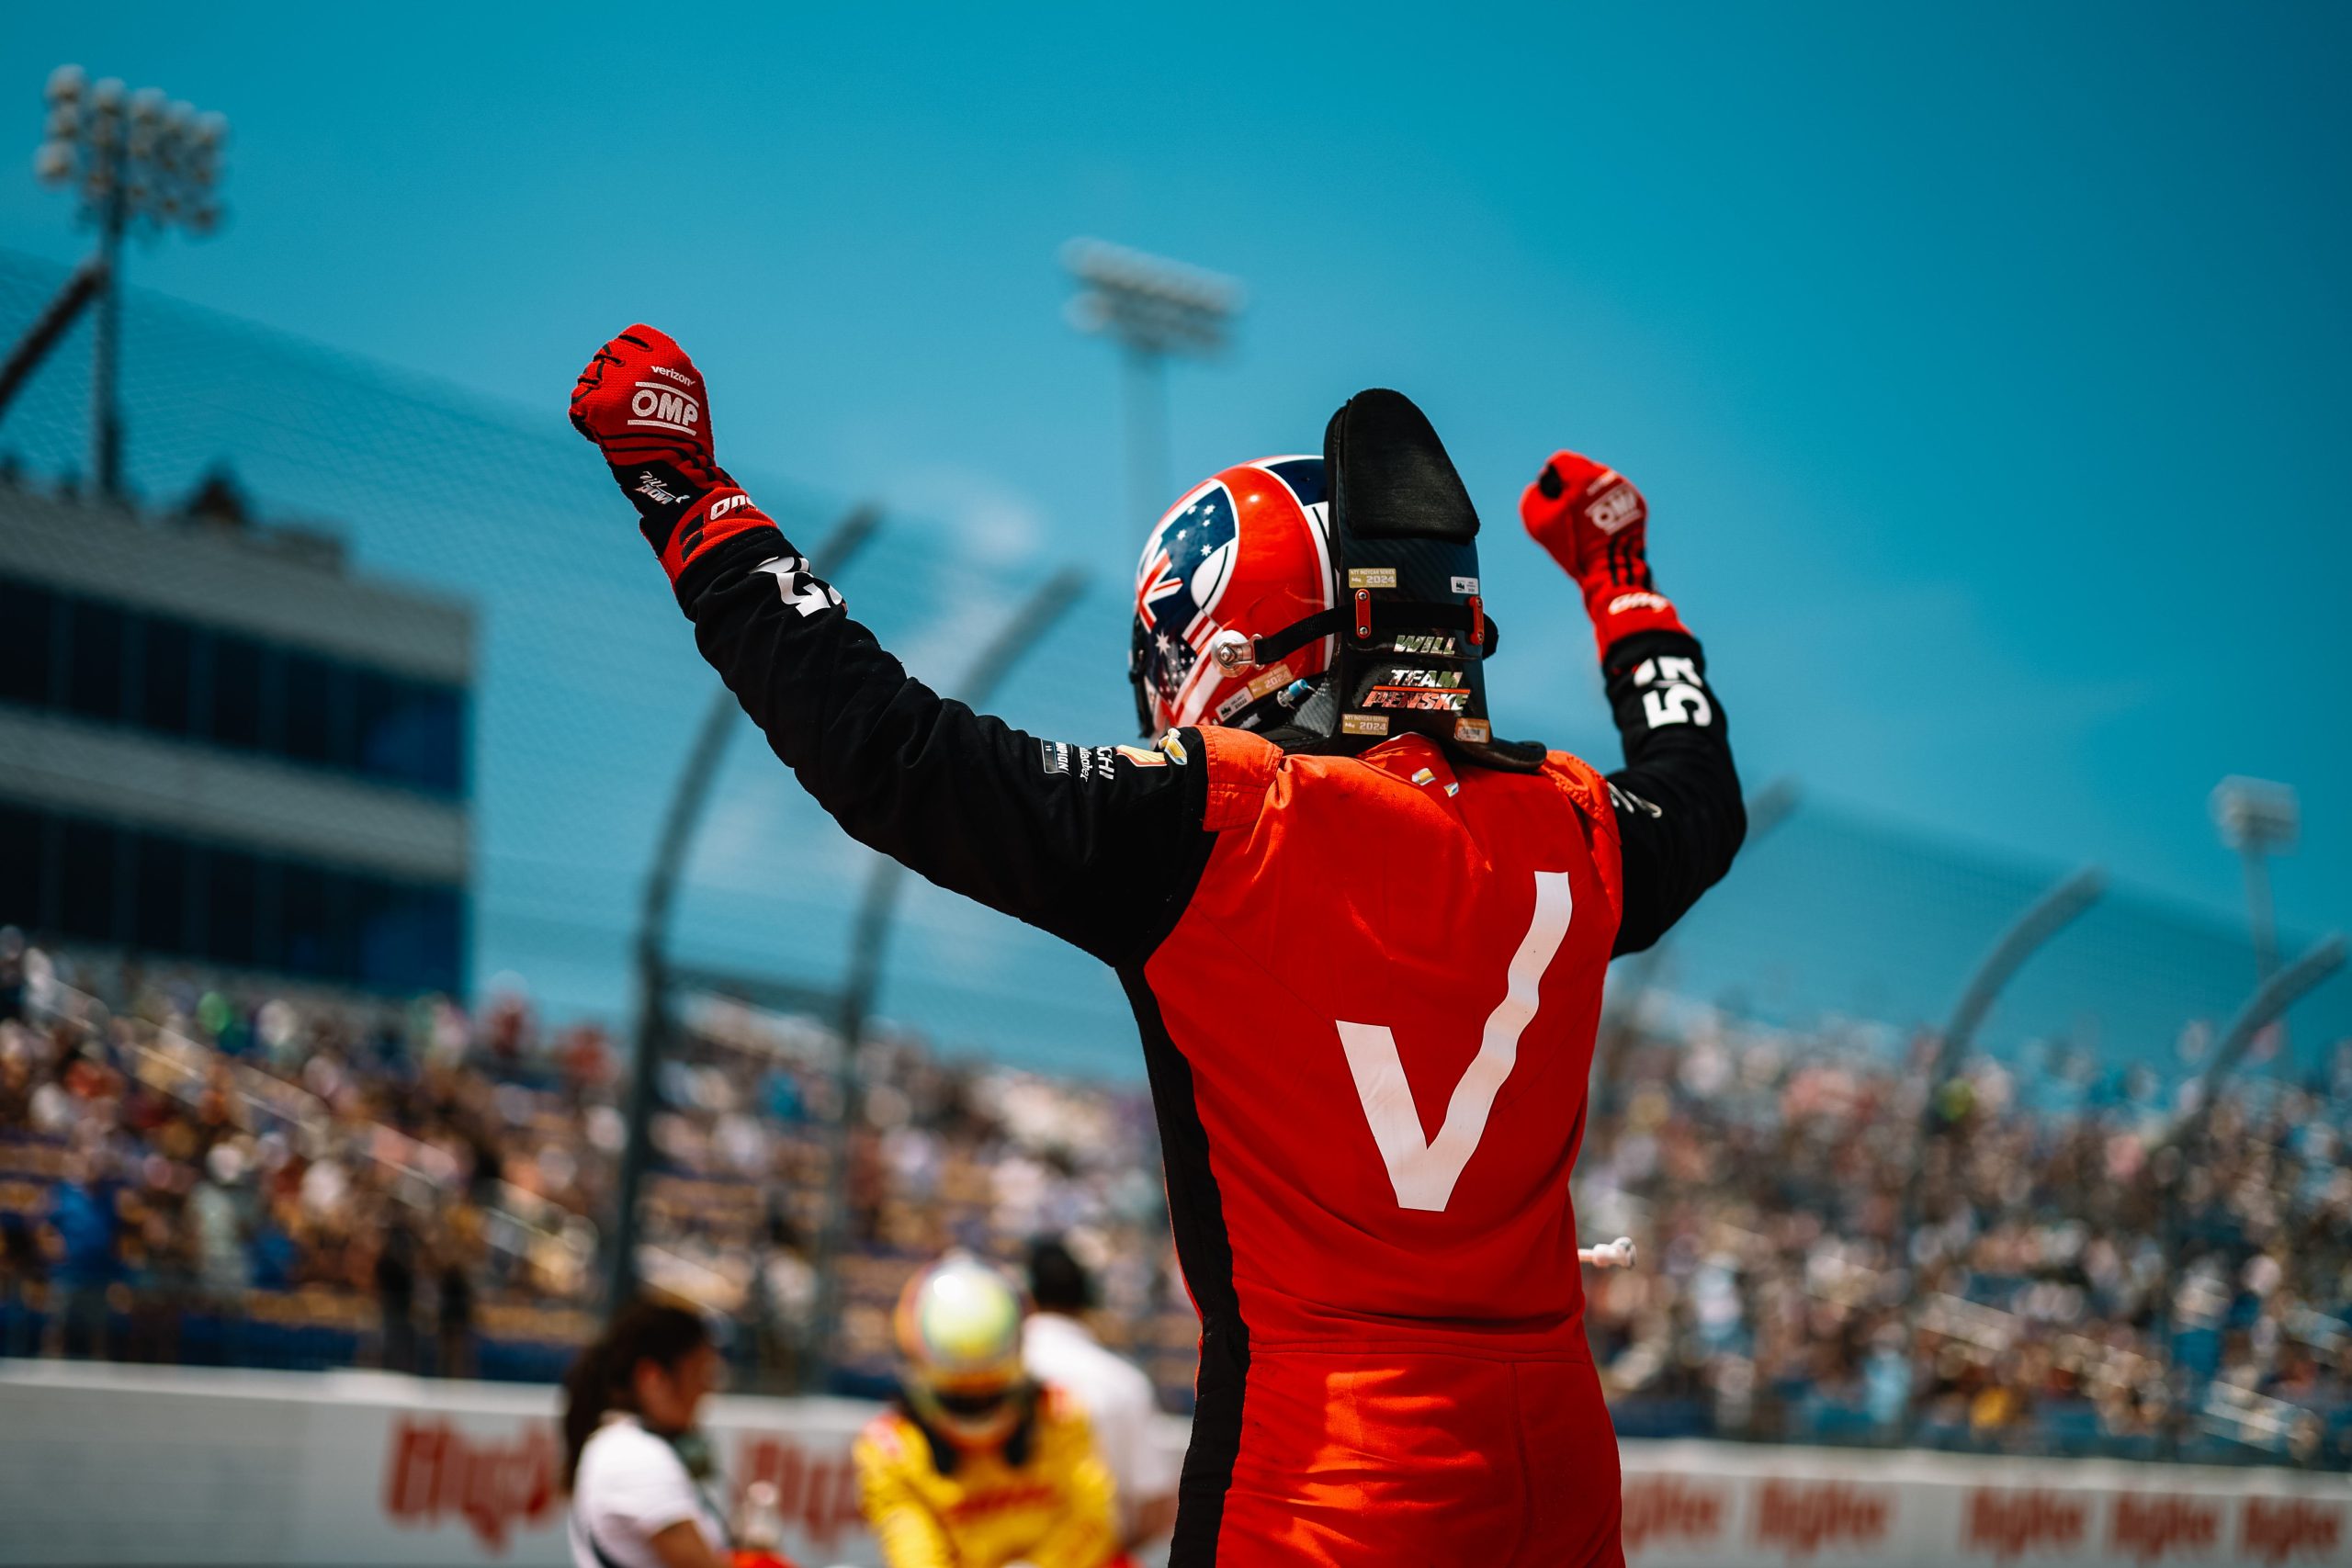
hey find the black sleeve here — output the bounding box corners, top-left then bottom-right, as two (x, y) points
(672, 526), (1210, 966)
(1601, 629), (1747, 955)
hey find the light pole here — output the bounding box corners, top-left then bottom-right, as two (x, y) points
(32, 64), (228, 502)
(2148, 931), (2344, 1458)
(1899, 863), (2106, 1438)
(803, 566), (1088, 1391)
(1062, 239), (1242, 531)
(2211, 776), (2298, 982)
(606, 506), (880, 1313)
(2213, 775), (2299, 1063)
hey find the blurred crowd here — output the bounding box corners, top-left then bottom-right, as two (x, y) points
(0, 931), (1194, 1403)
(646, 997), (1196, 1402)
(1576, 1000), (2352, 1468)
(5, 927), (2346, 1470)
(0, 931), (608, 1377)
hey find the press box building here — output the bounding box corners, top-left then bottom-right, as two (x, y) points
(0, 481), (470, 995)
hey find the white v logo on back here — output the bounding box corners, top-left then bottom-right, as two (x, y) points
(1337, 871), (1575, 1213)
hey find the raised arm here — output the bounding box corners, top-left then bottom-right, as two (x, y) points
(1520, 453), (1746, 954)
(569, 325), (1207, 966)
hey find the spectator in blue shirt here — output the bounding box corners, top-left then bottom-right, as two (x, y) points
(43, 1152), (119, 1359)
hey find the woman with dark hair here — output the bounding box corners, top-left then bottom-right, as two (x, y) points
(564, 1300), (730, 1568)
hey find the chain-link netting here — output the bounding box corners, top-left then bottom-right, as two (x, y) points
(2, 245), (2341, 1085)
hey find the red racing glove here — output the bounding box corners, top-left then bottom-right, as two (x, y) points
(1519, 451), (1690, 660)
(570, 324), (778, 586)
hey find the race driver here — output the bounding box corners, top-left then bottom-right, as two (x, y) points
(571, 326), (1746, 1567)
(854, 1253), (1117, 1568)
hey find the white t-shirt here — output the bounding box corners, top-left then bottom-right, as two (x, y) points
(1023, 1313), (1179, 1539)
(570, 1416), (727, 1568)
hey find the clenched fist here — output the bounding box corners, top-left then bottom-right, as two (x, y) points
(571, 324), (775, 585)
(1519, 451), (1689, 659)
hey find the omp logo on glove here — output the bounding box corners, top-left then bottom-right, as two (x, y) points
(1586, 480), (1644, 534)
(628, 382), (701, 434)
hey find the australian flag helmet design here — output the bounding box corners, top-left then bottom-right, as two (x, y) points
(1130, 456), (1334, 736)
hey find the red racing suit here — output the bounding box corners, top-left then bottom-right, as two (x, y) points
(674, 519), (1743, 1566)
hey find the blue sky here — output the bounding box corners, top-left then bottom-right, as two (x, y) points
(6, 2), (2347, 961)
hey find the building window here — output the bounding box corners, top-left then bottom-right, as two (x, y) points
(0, 803), (42, 927)
(139, 615), (196, 736)
(58, 818), (119, 942)
(357, 672), (467, 795)
(0, 579), (56, 707)
(0, 801), (461, 996)
(200, 844), (263, 967)
(132, 829), (190, 953)
(64, 598), (128, 723)
(283, 649), (338, 766)
(278, 862), (348, 982)
(205, 629), (266, 750)
(0, 574), (468, 800)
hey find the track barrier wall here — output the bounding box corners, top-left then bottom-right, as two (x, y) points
(2, 1363), (2346, 1566)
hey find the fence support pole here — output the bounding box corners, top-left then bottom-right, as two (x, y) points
(605, 506), (878, 1312)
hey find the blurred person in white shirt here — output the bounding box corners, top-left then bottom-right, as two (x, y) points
(563, 1300), (731, 1568)
(1023, 1237), (1179, 1551)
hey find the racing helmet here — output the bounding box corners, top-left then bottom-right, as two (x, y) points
(892, 1253), (1029, 1446)
(1129, 456), (1334, 737)
(1128, 391), (1544, 771)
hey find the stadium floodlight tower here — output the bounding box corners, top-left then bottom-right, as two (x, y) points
(1062, 239), (1242, 531)
(2211, 775), (2298, 982)
(30, 64), (228, 501)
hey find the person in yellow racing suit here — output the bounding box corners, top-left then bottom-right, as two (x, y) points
(854, 1253), (1116, 1568)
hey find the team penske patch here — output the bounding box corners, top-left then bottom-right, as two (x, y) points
(1363, 685), (1471, 712)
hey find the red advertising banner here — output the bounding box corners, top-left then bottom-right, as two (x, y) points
(2, 1364), (2346, 1567)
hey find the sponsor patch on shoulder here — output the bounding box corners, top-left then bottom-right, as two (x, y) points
(1608, 781), (1663, 818)
(1409, 764), (1461, 798)
(1046, 739), (1174, 779)
(1155, 730), (1191, 765)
